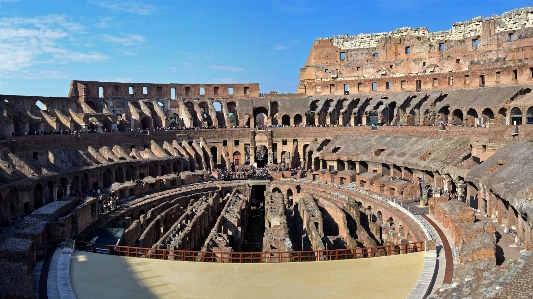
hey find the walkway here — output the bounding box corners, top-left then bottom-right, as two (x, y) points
(422, 214), (453, 284)
(70, 251), (425, 299)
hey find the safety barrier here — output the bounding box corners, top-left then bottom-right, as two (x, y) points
(77, 241), (424, 263)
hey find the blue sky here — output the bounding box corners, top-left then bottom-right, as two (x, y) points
(0, 0), (531, 97)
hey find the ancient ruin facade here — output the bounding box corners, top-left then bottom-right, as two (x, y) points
(3, 6), (533, 299)
(298, 7), (533, 96)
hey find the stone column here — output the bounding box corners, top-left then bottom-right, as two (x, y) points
(66, 184), (71, 197)
(53, 187), (58, 201)
(249, 131), (256, 165)
(456, 181), (466, 201)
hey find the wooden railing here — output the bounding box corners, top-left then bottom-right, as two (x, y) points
(76, 241), (424, 263)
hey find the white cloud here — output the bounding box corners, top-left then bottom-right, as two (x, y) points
(208, 64), (244, 72)
(90, 1), (156, 15)
(95, 16), (112, 28)
(272, 43), (288, 51)
(101, 33), (145, 46)
(0, 15), (108, 76)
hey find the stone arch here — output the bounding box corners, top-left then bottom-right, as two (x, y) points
(286, 189), (294, 208)
(510, 107), (522, 125)
(254, 106), (269, 127)
(71, 176), (80, 193)
(210, 146), (218, 166)
(481, 108), (494, 124)
(498, 107), (507, 125)
(404, 167), (413, 180)
(527, 107), (533, 124)
(359, 161), (368, 173)
(34, 184), (44, 209)
(313, 157), (320, 170)
(103, 116), (114, 132)
(103, 168), (113, 188)
(438, 106), (450, 123)
(173, 161), (182, 173)
(148, 164), (157, 177)
(81, 173), (89, 191)
(271, 187), (282, 194)
(466, 108), (478, 126)
(140, 115), (152, 130)
(46, 181), (54, 204)
(125, 165), (135, 181)
(161, 162), (171, 175)
(281, 115), (290, 126)
(294, 114), (303, 126)
(59, 177), (68, 199)
(336, 159), (345, 171)
(452, 109), (463, 125)
(115, 167), (125, 183)
(233, 151), (242, 166)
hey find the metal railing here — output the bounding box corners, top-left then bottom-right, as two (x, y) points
(77, 241), (424, 263)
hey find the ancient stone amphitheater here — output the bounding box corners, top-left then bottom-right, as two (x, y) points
(2, 6), (533, 299)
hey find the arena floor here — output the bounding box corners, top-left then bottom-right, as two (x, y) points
(70, 251), (425, 299)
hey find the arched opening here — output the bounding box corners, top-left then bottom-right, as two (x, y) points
(438, 106), (450, 123)
(138, 209), (146, 220)
(173, 161), (182, 173)
(125, 166), (135, 181)
(306, 112), (315, 126)
(10, 200), (18, 222)
(254, 107), (268, 127)
(199, 102), (212, 127)
(140, 116), (151, 130)
(466, 108), (478, 126)
(286, 189), (294, 208)
(382, 164), (390, 176)
(404, 167), (413, 180)
(313, 157), (320, 170)
(294, 114), (303, 126)
(161, 163), (171, 175)
(46, 181), (54, 204)
(452, 109), (463, 125)
(81, 173), (89, 191)
(510, 107), (522, 125)
(71, 176), (80, 194)
(115, 167), (124, 183)
(359, 161), (368, 173)
(227, 101), (238, 127)
(481, 108), (494, 125)
(103, 117), (113, 132)
(210, 146), (218, 166)
(233, 151), (241, 167)
(85, 100), (97, 112)
(87, 117), (99, 133)
(527, 107), (533, 124)
(103, 168), (113, 188)
(34, 184), (44, 209)
(336, 159), (345, 171)
(255, 145), (268, 168)
(149, 164), (157, 177)
(498, 108), (507, 125)
(59, 178), (68, 199)
(281, 115), (290, 126)
(271, 187), (282, 194)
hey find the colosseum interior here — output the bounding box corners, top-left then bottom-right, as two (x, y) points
(2, 6), (533, 299)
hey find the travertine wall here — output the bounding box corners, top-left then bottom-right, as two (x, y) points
(298, 7), (533, 95)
